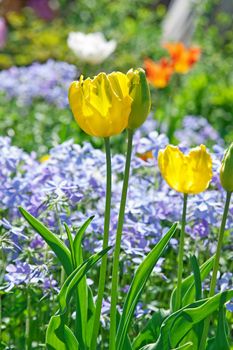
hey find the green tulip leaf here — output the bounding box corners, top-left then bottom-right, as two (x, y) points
(46, 247), (111, 349)
(170, 255), (215, 311)
(65, 216), (94, 348)
(116, 223), (178, 350)
(19, 207), (73, 275)
(46, 315), (79, 350)
(140, 290), (233, 350)
(132, 309), (169, 350)
(206, 304), (230, 350)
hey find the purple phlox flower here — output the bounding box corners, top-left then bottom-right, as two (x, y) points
(218, 272), (233, 292)
(226, 300), (233, 312)
(186, 219), (209, 239)
(175, 115), (223, 147)
(43, 276), (59, 292)
(30, 234), (45, 249)
(134, 302), (148, 319)
(0, 60), (78, 108)
(5, 261), (45, 287)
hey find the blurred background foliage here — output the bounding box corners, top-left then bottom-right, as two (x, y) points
(0, 0), (232, 155)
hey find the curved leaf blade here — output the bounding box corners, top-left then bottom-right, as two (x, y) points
(170, 255), (215, 311)
(141, 290), (233, 350)
(58, 246), (111, 314)
(46, 315), (79, 350)
(46, 247), (111, 349)
(19, 207), (72, 275)
(132, 309), (169, 350)
(116, 223), (178, 350)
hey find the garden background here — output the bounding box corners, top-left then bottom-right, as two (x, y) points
(0, 0), (232, 349)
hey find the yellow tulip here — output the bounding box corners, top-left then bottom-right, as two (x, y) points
(158, 144), (212, 194)
(68, 72), (132, 137)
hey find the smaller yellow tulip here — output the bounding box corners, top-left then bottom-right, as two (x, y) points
(68, 72), (132, 137)
(158, 144), (212, 194)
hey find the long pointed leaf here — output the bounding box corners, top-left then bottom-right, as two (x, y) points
(46, 315), (79, 350)
(19, 207), (72, 275)
(58, 246), (111, 314)
(73, 215), (95, 266)
(190, 255), (202, 301)
(206, 303), (230, 350)
(132, 309), (169, 350)
(170, 255), (215, 311)
(116, 223), (178, 350)
(46, 247), (111, 349)
(171, 342), (193, 350)
(71, 216), (94, 348)
(141, 290), (233, 350)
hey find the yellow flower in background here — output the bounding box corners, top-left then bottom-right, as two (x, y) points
(39, 154), (50, 163)
(158, 144), (212, 194)
(69, 72), (132, 137)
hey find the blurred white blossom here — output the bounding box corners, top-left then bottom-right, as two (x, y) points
(67, 32), (116, 64)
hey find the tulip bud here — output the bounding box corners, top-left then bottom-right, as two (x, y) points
(127, 68), (151, 129)
(220, 142), (233, 192)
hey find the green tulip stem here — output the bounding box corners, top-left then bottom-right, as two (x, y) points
(199, 190), (232, 350)
(174, 193), (188, 311)
(109, 129), (134, 350)
(90, 137), (112, 350)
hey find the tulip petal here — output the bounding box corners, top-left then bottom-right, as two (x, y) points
(158, 144), (212, 194)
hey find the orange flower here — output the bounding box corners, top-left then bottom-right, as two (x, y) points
(137, 150), (153, 162)
(164, 42), (201, 74)
(144, 58), (173, 88)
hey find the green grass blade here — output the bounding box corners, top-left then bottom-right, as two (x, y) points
(19, 207), (73, 275)
(116, 223), (178, 350)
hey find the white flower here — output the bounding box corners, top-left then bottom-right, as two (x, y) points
(67, 32), (116, 65)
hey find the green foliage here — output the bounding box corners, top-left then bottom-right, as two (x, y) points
(116, 223), (178, 350)
(170, 256), (215, 312)
(140, 290), (233, 350)
(19, 207), (73, 275)
(20, 208), (101, 349)
(46, 247), (111, 349)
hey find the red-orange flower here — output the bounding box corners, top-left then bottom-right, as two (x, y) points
(144, 58), (173, 88)
(164, 42), (201, 74)
(137, 150), (154, 162)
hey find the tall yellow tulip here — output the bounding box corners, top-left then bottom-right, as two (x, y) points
(158, 144), (213, 194)
(69, 72), (132, 137)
